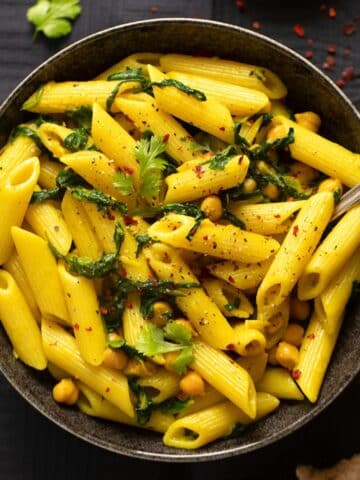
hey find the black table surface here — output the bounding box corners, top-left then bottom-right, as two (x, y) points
(0, 1), (359, 479)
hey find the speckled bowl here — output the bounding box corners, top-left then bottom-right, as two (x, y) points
(0, 19), (359, 462)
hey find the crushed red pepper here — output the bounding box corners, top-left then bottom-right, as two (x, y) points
(73, 323), (80, 331)
(228, 275), (235, 284)
(327, 44), (336, 54)
(328, 7), (336, 18)
(235, 0), (245, 12)
(305, 51), (313, 60)
(293, 225), (299, 236)
(85, 326), (93, 332)
(307, 333), (316, 340)
(252, 21), (261, 30)
(291, 369), (302, 380)
(343, 23), (356, 35)
(293, 23), (305, 38)
(163, 133), (170, 143)
(123, 215), (138, 226)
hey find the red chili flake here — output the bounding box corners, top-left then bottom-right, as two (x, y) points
(150, 5), (158, 13)
(163, 133), (170, 143)
(320, 4), (327, 12)
(235, 0), (245, 12)
(238, 155), (244, 164)
(124, 166), (134, 175)
(228, 275), (235, 284)
(342, 66), (355, 82)
(203, 235), (209, 240)
(336, 79), (345, 88)
(256, 215), (261, 220)
(287, 197), (295, 202)
(107, 212), (115, 221)
(252, 21), (261, 30)
(73, 323), (80, 331)
(291, 369), (302, 380)
(328, 7), (336, 18)
(123, 215), (138, 226)
(343, 23), (356, 35)
(227, 343), (235, 350)
(327, 44), (336, 54)
(100, 308), (108, 316)
(105, 387), (110, 393)
(219, 126), (225, 132)
(274, 214), (281, 219)
(125, 302), (133, 309)
(193, 165), (205, 179)
(307, 38), (314, 46)
(305, 51), (313, 60)
(85, 326), (93, 332)
(343, 47), (351, 57)
(118, 266), (127, 278)
(293, 23), (305, 38)
(307, 333), (316, 340)
(323, 55), (336, 71)
(293, 225), (299, 236)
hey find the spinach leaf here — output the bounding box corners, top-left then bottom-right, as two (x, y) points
(11, 125), (45, 152)
(64, 127), (89, 152)
(152, 79), (206, 101)
(207, 145), (237, 170)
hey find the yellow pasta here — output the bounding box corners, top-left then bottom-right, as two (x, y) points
(0, 157), (40, 265)
(208, 259), (272, 290)
(298, 206), (360, 300)
(96, 52), (163, 80)
(163, 392), (279, 449)
(11, 227), (70, 325)
(237, 351), (268, 384)
(115, 93), (201, 164)
(164, 155), (249, 204)
(315, 249), (360, 335)
(166, 71), (269, 116)
(160, 54), (287, 99)
(295, 311), (342, 402)
(38, 156), (63, 189)
(148, 65), (234, 143)
(58, 262), (106, 366)
(148, 214), (280, 263)
(233, 323), (266, 357)
(177, 386), (225, 418)
(272, 116), (360, 187)
(42, 318), (134, 417)
(38, 123), (80, 158)
(0, 270), (47, 370)
(122, 292), (147, 346)
(228, 200), (306, 235)
(256, 367), (304, 400)
(138, 370), (180, 403)
(256, 192), (334, 314)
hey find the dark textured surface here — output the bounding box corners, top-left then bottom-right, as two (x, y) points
(0, 2), (359, 479)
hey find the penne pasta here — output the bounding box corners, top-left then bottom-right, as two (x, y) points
(208, 259), (272, 290)
(256, 367), (304, 400)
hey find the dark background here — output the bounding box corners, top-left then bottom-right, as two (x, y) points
(0, 1), (359, 479)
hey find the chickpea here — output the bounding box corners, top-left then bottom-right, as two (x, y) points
(295, 112), (321, 132)
(267, 346), (279, 365)
(263, 183), (280, 200)
(267, 124), (287, 141)
(290, 162), (318, 185)
(290, 296), (310, 322)
(164, 351), (181, 372)
(180, 371), (205, 396)
(53, 379), (79, 406)
(243, 178), (257, 193)
(257, 160), (268, 174)
(108, 332), (122, 344)
(282, 323), (304, 347)
(173, 318), (197, 337)
(151, 301), (173, 327)
(200, 195), (223, 222)
(275, 341), (300, 370)
(124, 359), (157, 377)
(103, 347), (128, 370)
(318, 178), (343, 196)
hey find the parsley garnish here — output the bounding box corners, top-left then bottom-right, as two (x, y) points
(64, 128), (89, 152)
(27, 0), (82, 40)
(207, 145), (237, 170)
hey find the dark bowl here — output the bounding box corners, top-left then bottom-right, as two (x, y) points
(0, 18), (359, 462)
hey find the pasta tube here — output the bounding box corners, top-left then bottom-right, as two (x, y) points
(164, 155), (249, 204)
(178, 386), (224, 418)
(0, 270), (47, 370)
(208, 259), (272, 290)
(96, 52), (163, 79)
(123, 292), (147, 346)
(295, 311), (343, 402)
(42, 318), (134, 417)
(77, 384), (173, 433)
(160, 54), (287, 99)
(233, 324), (266, 357)
(256, 192), (334, 313)
(38, 157), (63, 189)
(166, 71), (269, 116)
(192, 341), (256, 418)
(148, 65), (234, 143)
(0, 130), (40, 183)
(315, 249), (360, 334)
(272, 116), (360, 187)
(58, 262), (107, 366)
(144, 243), (238, 351)
(115, 93), (201, 164)
(256, 368), (304, 400)
(228, 200), (306, 235)
(163, 392), (279, 449)
(148, 214), (280, 263)
(0, 157), (40, 265)
(237, 351), (268, 384)
(138, 370), (180, 403)
(11, 227), (70, 325)
(38, 123), (81, 159)
(298, 206), (360, 299)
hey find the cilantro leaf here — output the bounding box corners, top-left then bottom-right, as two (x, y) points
(164, 322), (192, 345)
(113, 171), (135, 196)
(171, 347), (194, 375)
(135, 135), (168, 199)
(27, 0), (82, 40)
(135, 324), (184, 357)
(160, 397), (193, 414)
(64, 128), (89, 152)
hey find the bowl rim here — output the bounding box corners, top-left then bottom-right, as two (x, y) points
(0, 17), (359, 463)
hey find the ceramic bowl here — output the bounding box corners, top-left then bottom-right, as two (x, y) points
(0, 18), (359, 462)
